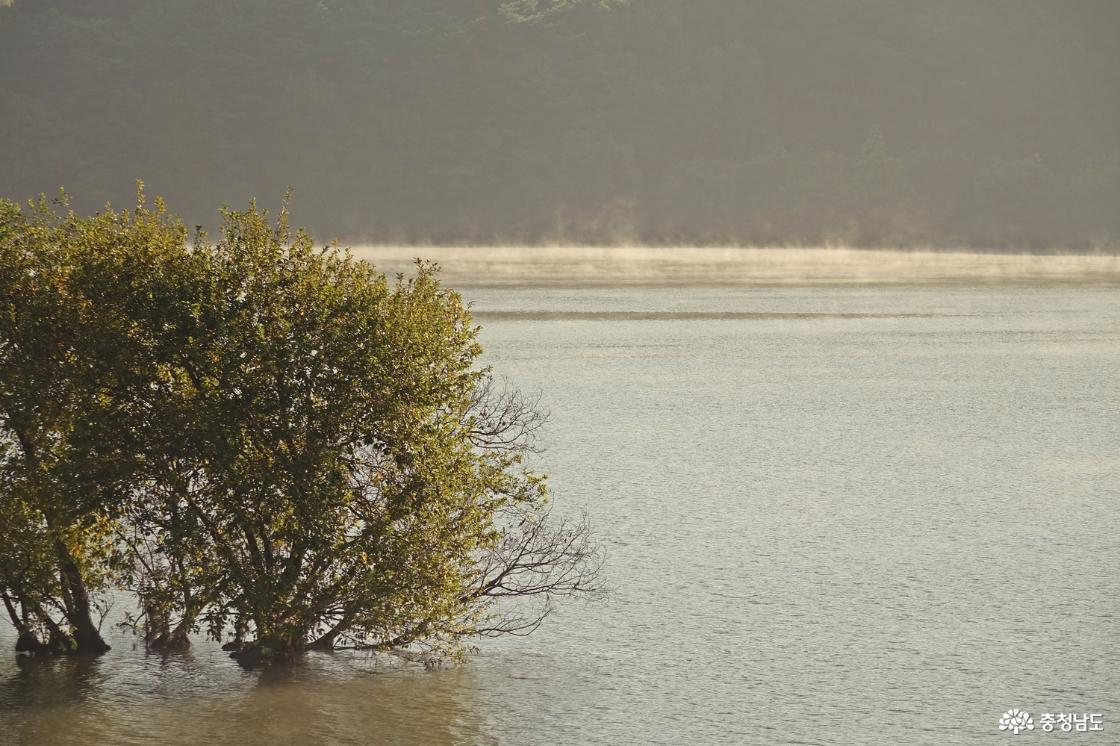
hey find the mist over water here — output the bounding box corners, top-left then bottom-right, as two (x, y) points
(354, 246), (1120, 287)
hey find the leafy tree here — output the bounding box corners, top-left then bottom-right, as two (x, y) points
(132, 201), (598, 661)
(0, 191), (599, 661)
(0, 187), (193, 653)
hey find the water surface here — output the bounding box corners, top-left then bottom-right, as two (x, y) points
(2, 284), (1118, 745)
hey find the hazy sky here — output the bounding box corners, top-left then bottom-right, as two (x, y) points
(1, 1), (1118, 249)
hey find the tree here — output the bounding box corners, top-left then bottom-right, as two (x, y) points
(0, 188), (194, 653)
(0, 191), (599, 662)
(135, 201), (599, 661)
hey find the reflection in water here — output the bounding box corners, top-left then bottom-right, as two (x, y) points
(3, 654), (105, 712)
(147, 663), (490, 746)
(0, 636), (491, 746)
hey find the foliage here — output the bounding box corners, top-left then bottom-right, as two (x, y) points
(0, 190), (599, 661)
(0, 187), (193, 653)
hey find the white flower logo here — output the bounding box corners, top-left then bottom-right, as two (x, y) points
(999, 709), (1034, 735)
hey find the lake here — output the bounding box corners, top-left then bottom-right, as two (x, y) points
(2, 280), (1118, 745)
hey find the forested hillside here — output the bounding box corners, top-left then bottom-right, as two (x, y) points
(2, 0), (1117, 248)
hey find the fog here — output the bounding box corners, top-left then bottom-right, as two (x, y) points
(356, 246), (1120, 287)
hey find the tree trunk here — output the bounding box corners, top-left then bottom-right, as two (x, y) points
(54, 538), (110, 654)
(21, 594), (76, 654)
(2, 591), (48, 653)
(308, 612), (352, 651)
(149, 615), (192, 653)
(1, 591), (23, 632)
(14, 427), (109, 653)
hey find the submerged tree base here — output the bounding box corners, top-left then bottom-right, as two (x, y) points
(227, 638), (305, 666)
(146, 634), (190, 654)
(15, 632), (52, 655)
(13, 630), (109, 656)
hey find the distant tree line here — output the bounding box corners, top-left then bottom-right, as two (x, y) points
(1, 0), (1118, 250)
(0, 188), (598, 662)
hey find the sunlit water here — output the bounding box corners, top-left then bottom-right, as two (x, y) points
(2, 284), (1118, 745)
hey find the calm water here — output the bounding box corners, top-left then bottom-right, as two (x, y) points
(2, 284), (1118, 745)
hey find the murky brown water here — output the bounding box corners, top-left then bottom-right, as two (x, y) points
(2, 283), (1118, 744)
